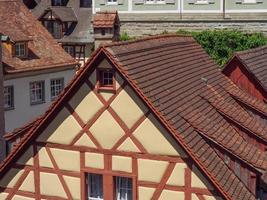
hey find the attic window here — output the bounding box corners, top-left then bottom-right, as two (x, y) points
(98, 69), (115, 90)
(14, 42), (27, 58)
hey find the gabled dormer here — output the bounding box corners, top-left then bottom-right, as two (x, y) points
(39, 7), (78, 39)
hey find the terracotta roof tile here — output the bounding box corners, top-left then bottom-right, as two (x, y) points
(93, 11), (119, 28)
(0, 0), (77, 74)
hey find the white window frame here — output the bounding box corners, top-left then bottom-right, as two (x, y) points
(107, 0), (118, 5)
(87, 173), (104, 200)
(4, 85), (14, 110)
(50, 78), (64, 100)
(30, 81), (45, 105)
(145, 0), (165, 4)
(195, 0), (209, 4)
(14, 42), (26, 57)
(115, 176), (133, 200)
(243, 0), (257, 3)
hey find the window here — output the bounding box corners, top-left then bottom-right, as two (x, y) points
(86, 174), (133, 200)
(50, 78), (64, 100)
(44, 21), (62, 39)
(14, 42), (26, 57)
(98, 69), (114, 89)
(87, 174), (103, 200)
(63, 46), (75, 57)
(4, 86), (14, 110)
(107, 0), (117, 5)
(30, 81), (45, 105)
(51, 0), (64, 6)
(80, 0), (92, 7)
(115, 177), (133, 200)
(243, 0), (256, 3)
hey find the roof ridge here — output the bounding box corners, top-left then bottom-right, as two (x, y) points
(235, 44), (267, 56)
(102, 34), (193, 48)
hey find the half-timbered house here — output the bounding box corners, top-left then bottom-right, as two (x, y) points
(1, 35), (267, 200)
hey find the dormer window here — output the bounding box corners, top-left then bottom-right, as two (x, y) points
(52, 0), (64, 6)
(98, 68), (115, 90)
(14, 42), (27, 58)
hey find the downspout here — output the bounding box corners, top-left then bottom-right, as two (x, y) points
(223, 0), (226, 19)
(0, 34), (6, 161)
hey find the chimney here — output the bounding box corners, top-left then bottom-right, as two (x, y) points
(0, 34), (6, 161)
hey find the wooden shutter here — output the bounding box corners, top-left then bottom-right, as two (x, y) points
(165, 0), (175, 4)
(118, 0), (124, 4)
(133, 0), (144, 4)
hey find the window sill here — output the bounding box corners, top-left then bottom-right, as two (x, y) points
(106, 3), (118, 6)
(145, 2), (166, 5)
(30, 101), (46, 106)
(98, 87), (116, 93)
(4, 107), (15, 111)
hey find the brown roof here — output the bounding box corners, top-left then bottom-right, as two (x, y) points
(1, 35), (263, 200)
(225, 45), (267, 92)
(93, 11), (119, 28)
(0, 0), (77, 75)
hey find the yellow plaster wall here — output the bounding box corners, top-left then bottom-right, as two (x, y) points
(74, 133), (96, 148)
(89, 110), (124, 149)
(37, 147), (53, 168)
(133, 114), (185, 157)
(117, 138), (140, 153)
(50, 148), (80, 172)
(0, 168), (24, 188)
(112, 155), (132, 173)
(19, 171), (35, 193)
(191, 165), (213, 190)
(85, 152), (104, 169)
(138, 187), (156, 200)
(69, 84), (103, 124)
(166, 163), (187, 186)
(37, 107), (81, 145)
(111, 85), (148, 129)
(138, 159), (168, 183)
(159, 190), (184, 199)
(12, 195), (35, 200)
(40, 172), (67, 198)
(63, 176), (81, 200)
(16, 146), (34, 166)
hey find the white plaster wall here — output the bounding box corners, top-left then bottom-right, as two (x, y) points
(4, 69), (76, 132)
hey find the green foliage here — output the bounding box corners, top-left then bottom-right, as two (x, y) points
(119, 32), (133, 41)
(178, 30), (267, 67)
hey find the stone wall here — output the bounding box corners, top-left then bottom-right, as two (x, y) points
(121, 21), (267, 37)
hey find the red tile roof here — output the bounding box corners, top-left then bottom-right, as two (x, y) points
(0, 0), (77, 75)
(2, 35), (267, 200)
(224, 45), (267, 92)
(93, 11), (119, 28)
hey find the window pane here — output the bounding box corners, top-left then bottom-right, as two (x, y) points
(51, 78), (64, 100)
(88, 174), (103, 200)
(115, 177), (132, 200)
(4, 86), (14, 109)
(30, 81), (45, 104)
(100, 70), (113, 87)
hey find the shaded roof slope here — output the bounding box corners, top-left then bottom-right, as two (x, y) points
(2, 35), (266, 200)
(224, 45), (267, 92)
(0, 0), (77, 74)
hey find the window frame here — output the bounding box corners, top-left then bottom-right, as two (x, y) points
(29, 81), (45, 105)
(4, 85), (14, 110)
(107, 0), (118, 5)
(97, 68), (116, 92)
(14, 42), (27, 58)
(85, 171), (135, 200)
(80, 0), (92, 7)
(63, 45), (75, 58)
(50, 78), (64, 100)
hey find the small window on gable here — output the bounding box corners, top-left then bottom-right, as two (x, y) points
(14, 42), (27, 58)
(98, 68), (115, 90)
